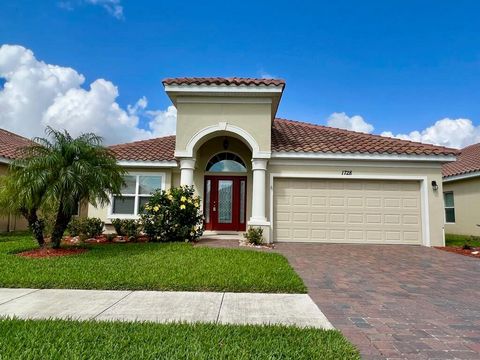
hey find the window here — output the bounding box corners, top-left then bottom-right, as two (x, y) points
(111, 174), (163, 217)
(443, 192), (455, 223)
(206, 152), (247, 172)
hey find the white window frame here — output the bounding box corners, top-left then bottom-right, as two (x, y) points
(443, 191), (455, 224)
(108, 172), (166, 219)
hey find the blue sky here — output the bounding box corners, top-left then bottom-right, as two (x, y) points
(1, 0), (479, 147)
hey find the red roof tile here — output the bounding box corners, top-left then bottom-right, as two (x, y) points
(442, 143), (480, 178)
(109, 135), (176, 162)
(162, 77), (285, 88)
(0, 128), (35, 161)
(271, 118), (458, 156)
(108, 119), (458, 163)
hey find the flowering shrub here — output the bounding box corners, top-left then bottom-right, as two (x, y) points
(141, 186), (203, 242)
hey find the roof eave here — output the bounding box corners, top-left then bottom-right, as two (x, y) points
(116, 160), (178, 168)
(163, 83), (284, 119)
(443, 170), (480, 182)
(271, 151), (457, 162)
(0, 156), (12, 165)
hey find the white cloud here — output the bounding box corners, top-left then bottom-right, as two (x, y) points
(381, 118), (480, 149)
(258, 69), (277, 79)
(0, 44), (176, 145)
(85, 0), (123, 19)
(327, 112), (374, 134)
(146, 106), (178, 138)
(58, 0), (124, 19)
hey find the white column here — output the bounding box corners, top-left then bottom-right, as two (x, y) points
(249, 158), (268, 224)
(179, 158), (196, 186)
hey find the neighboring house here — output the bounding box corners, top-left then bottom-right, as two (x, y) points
(0, 128), (32, 232)
(88, 77), (458, 246)
(442, 143), (480, 237)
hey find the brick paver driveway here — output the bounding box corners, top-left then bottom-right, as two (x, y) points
(275, 244), (480, 360)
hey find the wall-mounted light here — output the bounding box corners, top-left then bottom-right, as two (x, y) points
(431, 180), (438, 191)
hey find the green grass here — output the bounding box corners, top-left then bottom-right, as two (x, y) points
(0, 233), (306, 293)
(445, 233), (480, 247)
(0, 318), (360, 360)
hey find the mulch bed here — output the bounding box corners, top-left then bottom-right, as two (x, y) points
(17, 248), (88, 259)
(435, 246), (480, 259)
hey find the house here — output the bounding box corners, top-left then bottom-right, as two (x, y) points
(442, 143), (480, 237)
(0, 128), (32, 232)
(89, 77), (458, 246)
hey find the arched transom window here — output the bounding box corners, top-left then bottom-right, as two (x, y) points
(206, 152), (247, 172)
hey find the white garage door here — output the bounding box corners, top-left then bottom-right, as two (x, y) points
(273, 178), (423, 244)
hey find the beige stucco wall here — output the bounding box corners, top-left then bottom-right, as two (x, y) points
(175, 98), (272, 154)
(267, 160), (446, 246)
(443, 177), (480, 236)
(87, 168), (174, 224)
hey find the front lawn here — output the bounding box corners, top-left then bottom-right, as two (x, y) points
(0, 233), (306, 293)
(0, 318), (360, 360)
(445, 233), (480, 247)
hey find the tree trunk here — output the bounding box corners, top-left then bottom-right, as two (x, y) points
(51, 203), (72, 249)
(21, 208), (45, 248)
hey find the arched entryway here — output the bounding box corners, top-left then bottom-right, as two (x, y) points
(204, 152), (247, 231)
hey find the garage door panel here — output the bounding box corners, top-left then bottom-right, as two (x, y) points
(274, 178), (422, 244)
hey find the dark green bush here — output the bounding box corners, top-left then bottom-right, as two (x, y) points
(111, 218), (142, 238)
(141, 186), (203, 242)
(244, 227), (264, 245)
(84, 218), (104, 238)
(111, 218), (126, 236)
(66, 217), (104, 238)
(67, 218), (83, 237)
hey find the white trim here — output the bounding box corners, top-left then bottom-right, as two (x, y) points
(443, 171), (480, 182)
(442, 191), (456, 227)
(108, 171), (166, 220)
(175, 122), (271, 159)
(251, 158), (268, 171)
(176, 97), (273, 104)
(117, 160), (177, 168)
(271, 151), (456, 162)
(164, 84), (283, 94)
(269, 172), (431, 247)
(0, 156), (12, 164)
(269, 159), (443, 169)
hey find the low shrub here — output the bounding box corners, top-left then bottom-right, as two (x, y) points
(141, 186), (203, 242)
(244, 227), (264, 245)
(84, 218), (104, 238)
(66, 217), (104, 238)
(67, 218), (83, 237)
(111, 218), (142, 239)
(111, 218), (126, 236)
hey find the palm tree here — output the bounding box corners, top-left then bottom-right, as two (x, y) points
(0, 173), (48, 247)
(0, 127), (125, 248)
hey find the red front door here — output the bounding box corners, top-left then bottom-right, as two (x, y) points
(204, 176), (247, 231)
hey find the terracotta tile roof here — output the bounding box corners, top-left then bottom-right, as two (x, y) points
(108, 119), (459, 163)
(271, 118), (458, 156)
(442, 143), (480, 178)
(162, 77), (285, 88)
(0, 128), (35, 161)
(109, 135), (176, 162)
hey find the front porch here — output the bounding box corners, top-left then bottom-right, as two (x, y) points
(176, 134), (271, 242)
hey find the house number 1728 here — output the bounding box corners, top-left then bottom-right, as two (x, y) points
(341, 170), (352, 175)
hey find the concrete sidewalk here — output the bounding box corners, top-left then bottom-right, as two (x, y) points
(0, 288), (333, 329)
